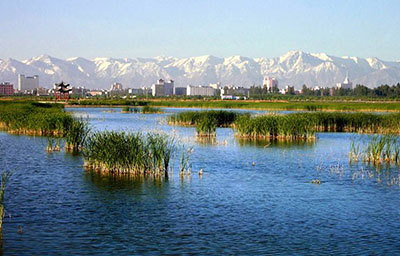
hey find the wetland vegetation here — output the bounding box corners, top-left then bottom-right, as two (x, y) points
(83, 131), (189, 177)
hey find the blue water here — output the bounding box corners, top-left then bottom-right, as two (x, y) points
(1, 107), (400, 255)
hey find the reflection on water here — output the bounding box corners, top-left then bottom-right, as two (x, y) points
(236, 137), (316, 148)
(1, 107), (400, 255)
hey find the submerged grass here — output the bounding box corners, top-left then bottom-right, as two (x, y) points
(83, 131), (183, 177)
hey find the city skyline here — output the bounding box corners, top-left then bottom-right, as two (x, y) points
(1, 0), (400, 61)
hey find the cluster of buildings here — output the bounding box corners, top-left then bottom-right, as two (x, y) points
(0, 73), (354, 97)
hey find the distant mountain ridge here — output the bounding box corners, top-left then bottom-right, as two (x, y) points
(1, 50), (400, 89)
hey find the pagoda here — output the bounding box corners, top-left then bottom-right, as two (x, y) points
(55, 81), (72, 101)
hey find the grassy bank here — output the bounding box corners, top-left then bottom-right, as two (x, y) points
(0, 101), (75, 136)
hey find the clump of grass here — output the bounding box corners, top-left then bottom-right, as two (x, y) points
(179, 147), (193, 176)
(350, 135), (400, 167)
(196, 118), (217, 137)
(234, 113), (316, 141)
(121, 106), (140, 113)
(141, 105), (164, 114)
(65, 119), (90, 152)
(83, 131), (180, 177)
(168, 110), (243, 127)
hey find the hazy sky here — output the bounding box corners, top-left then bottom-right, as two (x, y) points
(1, 0), (399, 60)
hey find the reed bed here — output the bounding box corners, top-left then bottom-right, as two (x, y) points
(234, 112), (400, 141)
(121, 106), (140, 113)
(65, 119), (90, 152)
(234, 113), (316, 141)
(83, 131), (184, 177)
(350, 135), (400, 167)
(0, 101), (74, 136)
(167, 110), (243, 127)
(141, 105), (164, 114)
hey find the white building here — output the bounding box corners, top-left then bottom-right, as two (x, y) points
(263, 76), (278, 91)
(151, 79), (174, 96)
(110, 82), (123, 91)
(336, 74), (352, 89)
(187, 85), (216, 96)
(18, 74), (39, 91)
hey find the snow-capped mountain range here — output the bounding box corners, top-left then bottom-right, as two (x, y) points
(1, 50), (400, 89)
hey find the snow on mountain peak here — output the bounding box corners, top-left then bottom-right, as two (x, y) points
(1, 51), (400, 89)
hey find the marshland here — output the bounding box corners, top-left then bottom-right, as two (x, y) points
(2, 105), (400, 254)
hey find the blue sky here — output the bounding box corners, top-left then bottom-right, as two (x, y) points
(1, 0), (399, 60)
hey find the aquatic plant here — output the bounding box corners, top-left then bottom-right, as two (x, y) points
(196, 118), (217, 137)
(179, 147), (193, 176)
(141, 105), (164, 114)
(65, 119), (90, 152)
(234, 113), (316, 141)
(0, 101), (74, 136)
(350, 135), (400, 167)
(83, 131), (180, 177)
(168, 110), (243, 127)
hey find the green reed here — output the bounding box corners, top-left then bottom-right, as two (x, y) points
(83, 131), (182, 177)
(234, 112), (400, 141)
(350, 135), (400, 167)
(65, 119), (90, 152)
(141, 105), (164, 114)
(0, 101), (74, 136)
(168, 110), (243, 127)
(234, 113), (316, 141)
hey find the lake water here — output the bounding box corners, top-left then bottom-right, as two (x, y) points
(1, 107), (400, 255)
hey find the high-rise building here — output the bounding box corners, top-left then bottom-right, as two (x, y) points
(263, 76), (278, 92)
(151, 79), (174, 96)
(18, 74), (39, 91)
(186, 85), (215, 96)
(0, 82), (14, 95)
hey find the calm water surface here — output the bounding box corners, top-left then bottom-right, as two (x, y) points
(1, 107), (400, 255)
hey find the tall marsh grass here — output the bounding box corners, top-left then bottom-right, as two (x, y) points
(350, 135), (400, 166)
(234, 112), (400, 141)
(0, 101), (74, 136)
(168, 110), (242, 127)
(83, 131), (181, 177)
